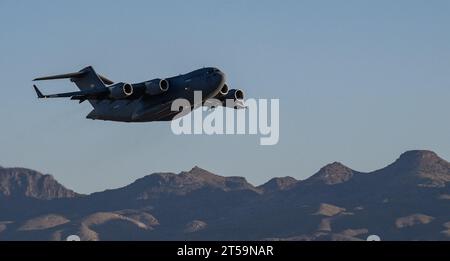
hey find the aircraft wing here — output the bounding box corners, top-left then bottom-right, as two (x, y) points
(33, 84), (108, 102)
(131, 99), (180, 121)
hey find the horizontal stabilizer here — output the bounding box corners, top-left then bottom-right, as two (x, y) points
(33, 71), (87, 81)
(33, 84), (108, 99)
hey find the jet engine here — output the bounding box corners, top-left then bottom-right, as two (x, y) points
(108, 82), (133, 99)
(222, 89), (244, 101)
(216, 83), (229, 97)
(145, 79), (169, 95)
(220, 89), (245, 108)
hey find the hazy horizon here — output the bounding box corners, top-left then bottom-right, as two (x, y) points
(1, 0), (449, 193)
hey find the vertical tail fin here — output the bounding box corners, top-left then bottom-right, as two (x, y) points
(72, 66), (107, 108)
(72, 66), (106, 91)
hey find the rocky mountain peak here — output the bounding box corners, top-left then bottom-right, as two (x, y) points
(95, 167), (259, 201)
(308, 162), (355, 185)
(0, 167), (79, 200)
(182, 166), (224, 182)
(382, 150), (450, 187)
(396, 150), (443, 167)
(259, 177), (298, 192)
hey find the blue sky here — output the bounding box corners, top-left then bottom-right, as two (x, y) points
(1, 0), (449, 193)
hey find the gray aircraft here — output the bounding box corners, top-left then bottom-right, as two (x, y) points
(33, 66), (245, 122)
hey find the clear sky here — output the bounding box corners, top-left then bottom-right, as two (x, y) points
(1, 0), (449, 194)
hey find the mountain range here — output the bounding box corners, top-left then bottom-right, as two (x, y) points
(1, 150), (449, 241)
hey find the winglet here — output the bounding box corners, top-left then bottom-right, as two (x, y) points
(33, 84), (45, 98)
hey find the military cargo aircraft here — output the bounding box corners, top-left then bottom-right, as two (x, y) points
(33, 66), (245, 122)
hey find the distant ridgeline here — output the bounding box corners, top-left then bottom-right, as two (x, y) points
(0, 150), (449, 241)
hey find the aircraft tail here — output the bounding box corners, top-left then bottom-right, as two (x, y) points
(33, 85), (44, 98)
(33, 66), (114, 108)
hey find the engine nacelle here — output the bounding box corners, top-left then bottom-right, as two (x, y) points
(145, 79), (169, 95)
(108, 82), (133, 99)
(221, 89), (245, 109)
(222, 89), (244, 101)
(218, 83), (230, 97)
(215, 83), (229, 98)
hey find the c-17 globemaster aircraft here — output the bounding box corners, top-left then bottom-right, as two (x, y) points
(33, 66), (245, 122)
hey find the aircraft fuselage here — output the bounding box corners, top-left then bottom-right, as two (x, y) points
(86, 67), (226, 122)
